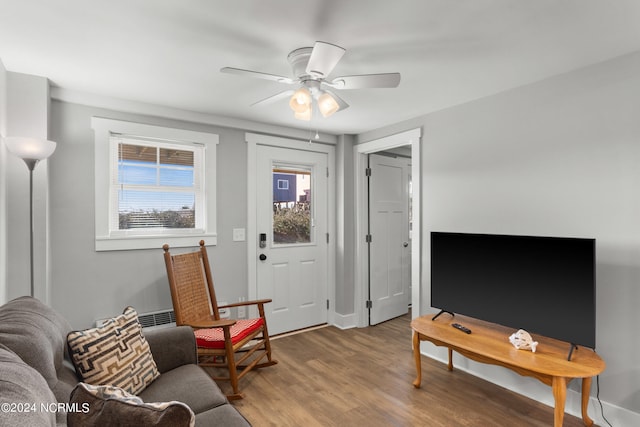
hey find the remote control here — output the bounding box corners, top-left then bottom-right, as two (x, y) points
(452, 323), (472, 334)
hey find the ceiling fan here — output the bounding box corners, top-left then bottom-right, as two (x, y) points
(220, 41), (401, 120)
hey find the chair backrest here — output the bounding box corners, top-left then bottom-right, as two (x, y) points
(163, 240), (221, 325)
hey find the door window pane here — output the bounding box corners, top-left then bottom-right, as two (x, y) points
(272, 167), (311, 244)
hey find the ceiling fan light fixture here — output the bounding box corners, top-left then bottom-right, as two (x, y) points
(289, 87), (312, 113)
(318, 92), (340, 118)
(222, 41), (399, 121)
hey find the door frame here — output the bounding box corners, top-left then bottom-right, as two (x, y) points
(354, 128), (422, 327)
(246, 133), (336, 324)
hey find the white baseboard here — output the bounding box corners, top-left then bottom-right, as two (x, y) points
(332, 312), (357, 330)
(591, 401), (640, 427)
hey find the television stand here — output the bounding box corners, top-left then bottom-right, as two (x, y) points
(431, 309), (454, 321)
(411, 313), (605, 427)
(567, 343), (578, 361)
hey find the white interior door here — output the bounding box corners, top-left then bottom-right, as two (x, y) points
(368, 153), (411, 325)
(256, 145), (328, 335)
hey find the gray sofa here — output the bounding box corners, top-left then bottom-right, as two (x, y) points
(0, 296), (251, 426)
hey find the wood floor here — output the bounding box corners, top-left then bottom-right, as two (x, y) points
(222, 313), (592, 426)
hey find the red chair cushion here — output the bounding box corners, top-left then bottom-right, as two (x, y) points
(194, 318), (264, 349)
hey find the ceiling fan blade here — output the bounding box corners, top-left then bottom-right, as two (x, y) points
(305, 41), (346, 78)
(251, 89), (295, 107)
(324, 89), (349, 111)
(220, 67), (295, 84)
(330, 73), (401, 90)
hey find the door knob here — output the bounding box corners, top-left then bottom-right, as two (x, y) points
(259, 254), (267, 261)
(403, 242), (409, 247)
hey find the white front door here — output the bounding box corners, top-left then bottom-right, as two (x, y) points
(368, 153), (411, 325)
(256, 144), (329, 335)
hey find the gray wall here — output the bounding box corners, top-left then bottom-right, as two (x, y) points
(49, 101), (251, 328)
(359, 51), (640, 420)
(335, 134), (356, 317)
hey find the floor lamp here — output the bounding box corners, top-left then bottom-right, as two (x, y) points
(3, 137), (57, 297)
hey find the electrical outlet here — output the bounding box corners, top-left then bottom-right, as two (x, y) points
(237, 297), (246, 318)
(218, 301), (230, 319)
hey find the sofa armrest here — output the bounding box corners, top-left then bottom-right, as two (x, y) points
(144, 326), (197, 373)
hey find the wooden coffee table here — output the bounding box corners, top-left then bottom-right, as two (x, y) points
(411, 313), (605, 427)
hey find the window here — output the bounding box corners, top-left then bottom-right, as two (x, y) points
(272, 168), (312, 245)
(92, 118), (218, 251)
(277, 179), (289, 190)
(114, 138), (203, 232)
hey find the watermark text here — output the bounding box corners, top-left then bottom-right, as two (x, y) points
(1, 402), (90, 414)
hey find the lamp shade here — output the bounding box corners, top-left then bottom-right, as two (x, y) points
(289, 87), (312, 113)
(294, 104), (312, 121)
(4, 137), (57, 161)
(318, 92), (340, 118)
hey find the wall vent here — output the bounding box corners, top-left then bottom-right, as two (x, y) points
(95, 309), (176, 331)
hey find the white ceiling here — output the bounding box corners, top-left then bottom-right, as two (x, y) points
(2, 0), (640, 135)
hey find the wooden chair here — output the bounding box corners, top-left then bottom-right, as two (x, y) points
(163, 240), (277, 400)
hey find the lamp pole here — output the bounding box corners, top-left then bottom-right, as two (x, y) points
(25, 160), (38, 297)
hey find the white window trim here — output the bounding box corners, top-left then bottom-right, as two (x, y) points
(92, 117), (218, 251)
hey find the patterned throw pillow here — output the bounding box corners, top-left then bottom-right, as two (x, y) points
(67, 307), (160, 395)
(68, 382), (195, 427)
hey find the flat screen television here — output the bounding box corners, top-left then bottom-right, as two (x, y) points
(430, 232), (596, 350)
